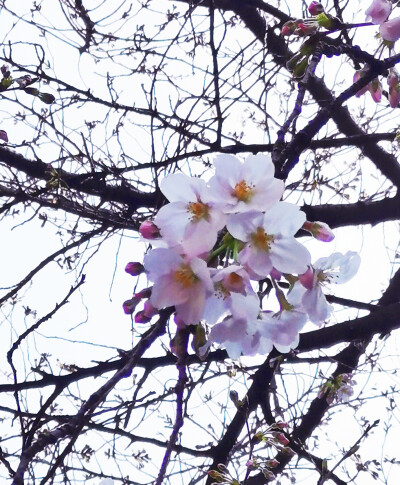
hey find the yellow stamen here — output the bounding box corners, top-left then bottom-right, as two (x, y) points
(232, 180), (253, 202)
(173, 264), (197, 288)
(251, 227), (274, 251)
(188, 201), (210, 221)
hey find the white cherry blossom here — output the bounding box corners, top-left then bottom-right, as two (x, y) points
(227, 203), (311, 279)
(289, 251), (361, 325)
(202, 265), (254, 325)
(208, 154), (284, 213)
(155, 173), (226, 257)
(144, 247), (213, 325)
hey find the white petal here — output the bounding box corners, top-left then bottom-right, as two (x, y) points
(155, 202), (190, 243)
(176, 286), (206, 324)
(144, 248), (182, 280)
(263, 202), (306, 236)
(270, 238), (311, 274)
(242, 154), (275, 184)
(227, 211), (263, 241)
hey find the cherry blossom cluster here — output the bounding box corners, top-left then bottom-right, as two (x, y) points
(353, 1), (400, 108)
(123, 154), (360, 359)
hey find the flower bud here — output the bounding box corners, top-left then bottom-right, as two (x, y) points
(262, 469), (276, 482)
(265, 459), (279, 468)
(139, 220), (161, 239)
(135, 287), (152, 299)
(303, 221), (335, 242)
(0, 130), (8, 143)
(16, 75), (32, 88)
(369, 78), (382, 103)
(281, 20), (297, 36)
(309, 1), (324, 15)
(122, 296), (140, 314)
(38, 92), (56, 104)
(272, 431), (290, 445)
(125, 262), (145, 276)
(388, 69), (400, 108)
(134, 310), (151, 324)
(280, 446), (296, 457)
(295, 21), (318, 36)
(24, 87), (40, 96)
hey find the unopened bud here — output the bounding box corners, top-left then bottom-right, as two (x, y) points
(262, 470), (276, 482)
(24, 87), (40, 96)
(0, 130), (8, 143)
(122, 296), (140, 315)
(295, 21), (318, 36)
(280, 446), (296, 457)
(281, 20), (297, 36)
(135, 287), (152, 299)
(125, 262), (145, 276)
(38, 92), (56, 104)
(303, 221), (335, 242)
(272, 431), (290, 445)
(308, 1), (324, 15)
(273, 421), (289, 429)
(265, 459), (279, 468)
(134, 310), (151, 323)
(139, 220), (161, 239)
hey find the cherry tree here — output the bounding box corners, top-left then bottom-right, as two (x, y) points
(1, 1), (400, 484)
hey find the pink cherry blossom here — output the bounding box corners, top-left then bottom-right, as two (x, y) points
(155, 173), (225, 257)
(365, 0), (391, 25)
(289, 251), (360, 325)
(303, 221), (334, 242)
(227, 203), (311, 279)
(388, 69), (400, 108)
(208, 154), (284, 213)
(202, 266), (254, 325)
(380, 16), (400, 42)
(143, 247), (213, 325)
(259, 309), (307, 353)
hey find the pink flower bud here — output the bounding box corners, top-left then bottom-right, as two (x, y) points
(295, 21), (318, 36)
(274, 421), (289, 429)
(280, 446), (296, 457)
(139, 220), (160, 239)
(125, 262), (144, 276)
(368, 78), (382, 103)
(272, 432), (290, 445)
(299, 268), (314, 290)
(122, 296), (140, 315)
(281, 20), (297, 36)
(380, 16), (400, 42)
(265, 459), (279, 468)
(388, 69), (400, 108)
(366, 0), (391, 25)
(308, 1), (324, 15)
(0, 130), (8, 143)
(135, 287), (152, 299)
(353, 70), (369, 98)
(303, 221), (335, 242)
(134, 310), (151, 324)
(263, 470), (276, 482)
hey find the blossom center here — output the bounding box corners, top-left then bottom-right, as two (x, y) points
(188, 201), (210, 221)
(250, 227), (274, 251)
(232, 180), (253, 202)
(173, 264), (197, 288)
